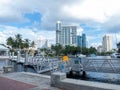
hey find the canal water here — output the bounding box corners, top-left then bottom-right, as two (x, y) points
(67, 71), (120, 85)
(0, 59), (120, 85)
(0, 59), (36, 73)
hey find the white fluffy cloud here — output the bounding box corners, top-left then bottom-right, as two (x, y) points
(0, 0), (120, 47)
(0, 0), (119, 27)
(0, 25), (55, 45)
(0, 0), (120, 30)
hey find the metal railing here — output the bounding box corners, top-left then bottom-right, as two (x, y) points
(81, 56), (120, 74)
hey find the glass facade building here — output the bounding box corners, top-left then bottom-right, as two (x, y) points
(77, 35), (82, 47)
(82, 34), (86, 48)
(77, 33), (87, 48)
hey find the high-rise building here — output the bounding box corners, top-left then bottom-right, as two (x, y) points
(82, 34), (87, 48)
(77, 35), (82, 47)
(102, 34), (112, 52)
(56, 21), (62, 45)
(77, 33), (87, 48)
(56, 21), (77, 46)
(97, 45), (103, 53)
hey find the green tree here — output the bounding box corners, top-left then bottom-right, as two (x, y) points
(6, 37), (15, 48)
(15, 34), (22, 49)
(82, 47), (89, 55)
(31, 41), (35, 48)
(88, 47), (97, 54)
(51, 44), (62, 56)
(6, 34), (32, 51)
(23, 39), (30, 49)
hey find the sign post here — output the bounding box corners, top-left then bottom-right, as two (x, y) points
(61, 55), (69, 72)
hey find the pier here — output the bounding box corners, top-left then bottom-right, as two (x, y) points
(0, 52), (120, 90)
(4, 52), (120, 74)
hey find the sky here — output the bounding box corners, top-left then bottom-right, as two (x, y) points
(0, 0), (120, 48)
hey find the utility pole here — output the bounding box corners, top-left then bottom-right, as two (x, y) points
(115, 33), (117, 48)
(81, 34), (82, 54)
(115, 33), (118, 53)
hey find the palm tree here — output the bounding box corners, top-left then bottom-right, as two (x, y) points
(6, 37), (14, 49)
(51, 44), (62, 56)
(15, 34), (22, 49)
(31, 41), (35, 48)
(24, 39), (30, 49)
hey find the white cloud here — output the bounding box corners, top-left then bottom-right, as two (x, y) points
(77, 27), (83, 35)
(0, 0), (120, 48)
(0, 0), (120, 29)
(103, 14), (120, 33)
(90, 43), (102, 48)
(0, 25), (55, 45)
(111, 33), (120, 48)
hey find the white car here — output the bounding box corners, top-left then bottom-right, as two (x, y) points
(111, 53), (120, 58)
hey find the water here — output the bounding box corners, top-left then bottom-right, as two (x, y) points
(0, 60), (7, 70)
(1, 59), (120, 85)
(67, 71), (120, 85)
(86, 72), (120, 85)
(0, 60), (36, 73)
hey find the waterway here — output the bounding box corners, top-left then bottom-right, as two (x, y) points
(0, 59), (36, 73)
(0, 59), (120, 85)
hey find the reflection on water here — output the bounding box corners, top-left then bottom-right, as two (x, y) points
(67, 71), (120, 85)
(87, 72), (120, 85)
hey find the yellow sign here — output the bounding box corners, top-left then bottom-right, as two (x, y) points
(62, 55), (69, 62)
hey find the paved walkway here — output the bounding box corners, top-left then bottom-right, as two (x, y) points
(0, 72), (61, 90)
(0, 77), (36, 90)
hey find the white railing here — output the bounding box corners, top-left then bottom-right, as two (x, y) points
(81, 56), (120, 73)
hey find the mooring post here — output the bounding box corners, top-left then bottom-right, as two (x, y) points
(25, 51), (28, 65)
(17, 50), (20, 62)
(12, 52), (14, 59)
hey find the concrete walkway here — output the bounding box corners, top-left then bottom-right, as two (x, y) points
(0, 77), (36, 90)
(0, 72), (61, 90)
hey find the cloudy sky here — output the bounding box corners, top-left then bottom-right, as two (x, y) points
(0, 0), (120, 48)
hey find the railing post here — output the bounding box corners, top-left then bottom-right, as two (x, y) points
(17, 50), (20, 62)
(25, 51), (28, 65)
(12, 52), (14, 59)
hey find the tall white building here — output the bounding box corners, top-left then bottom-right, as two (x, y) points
(102, 34), (112, 52)
(97, 45), (103, 53)
(56, 21), (62, 45)
(56, 21), (77, 46)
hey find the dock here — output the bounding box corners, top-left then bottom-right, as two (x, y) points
(0, 72), (60, 90)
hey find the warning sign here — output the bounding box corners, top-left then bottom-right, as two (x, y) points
(62, 55), (69, 62)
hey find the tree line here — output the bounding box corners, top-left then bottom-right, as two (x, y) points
(4, 33), (116, 56)
(51, 44), (97, 56)
(6, 34), (35, 52)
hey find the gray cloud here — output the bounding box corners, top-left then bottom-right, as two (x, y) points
(0, 0), (84, 30)
(103, 14), (120, 33)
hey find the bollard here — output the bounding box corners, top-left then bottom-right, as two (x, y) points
(82, 71), (86, 78)
(25, 52), (28, 65)
(3, 66), (14, 73)
(12, 52), (14, 59)
(17, 50), (20, 62)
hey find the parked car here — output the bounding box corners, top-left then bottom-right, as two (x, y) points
(111, 53), (120, 58)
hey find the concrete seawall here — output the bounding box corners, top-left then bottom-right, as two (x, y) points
(51, 72), (120, 90)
